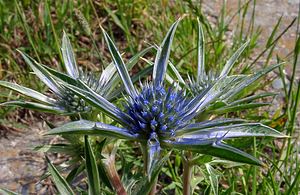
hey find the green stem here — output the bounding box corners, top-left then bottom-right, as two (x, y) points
(183, 151), (193, 195)
(149, 177), (158, 195)
(141, 142), (158, 195)
(252, 137), (257, 195)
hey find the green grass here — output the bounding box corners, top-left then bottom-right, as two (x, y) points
(0, 0), (299, 194)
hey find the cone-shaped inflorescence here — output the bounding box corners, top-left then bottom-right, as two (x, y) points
(188, 71), (218, 95)
(124, 83), (191, 139)
(58, 89), (92, 113)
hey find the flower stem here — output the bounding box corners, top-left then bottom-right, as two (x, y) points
(141, 142), (158, 195)
(149, 177), (158, 195)
(183, 151), (193, 195)
(104, 154), (127, 195)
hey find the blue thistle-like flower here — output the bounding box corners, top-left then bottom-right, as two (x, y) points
(124, 83), (191, 139)
(47, 18), (286, 178)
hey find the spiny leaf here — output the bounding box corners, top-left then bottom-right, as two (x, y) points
(211, 102), (271, 115)
(153, 19), (181, 88)
(41, 64), (79, 86)
(107, 46), (154, 91)
(18, 50), (63, 94)
(219, 40), (250, 77)
(186, 75), (247, 116)
(222, 62), (284, 102)
(46, 120), (136, 140)
(102, 28), (138, 98)
(61, 31), (79, 79)
(179, 123), (287, 139)
(177, 118), (246, 135)
(107, 65), (153, 101)
(0, 81), (56, 105)
(62, 82), (131, 125)
(1, 101), (68, 114)
(163, 139), (262, 165)
(197, 18), (206, 82)
(229, 92), (277, 105)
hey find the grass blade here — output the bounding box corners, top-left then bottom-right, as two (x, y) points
(133, 154), (169, 194)
(46, 156), (75, 195)
(84, 136), (101, 195)
(0, 188), (18, 195)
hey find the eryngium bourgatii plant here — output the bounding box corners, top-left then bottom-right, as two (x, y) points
(43, 18), (286, 192)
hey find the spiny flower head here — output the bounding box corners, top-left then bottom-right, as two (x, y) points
(188, 70), (218, 95)
(187, 18), (250, 97)
(59, 90), (91, 113)
(125, 83), (191, 139)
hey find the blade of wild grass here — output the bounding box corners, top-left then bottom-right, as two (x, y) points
(283, 24), (300, 173)
(46, 156), (75, 195)
(45, 0), (63, 70)
(74, 8), (105, 66)
(243, 18), (296, 72)
(0, 188), (18, 195)
(265, 16), (283, 65)
(14, 0), (41, 63)
(133, 154), (170, 195)
(84, 136), (101, 195)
